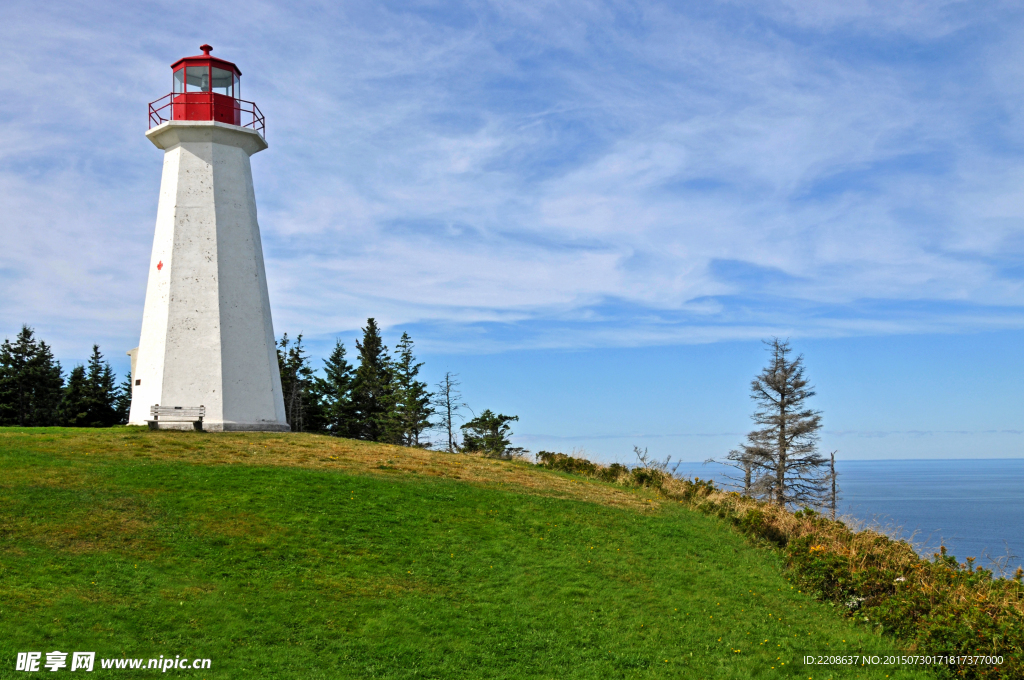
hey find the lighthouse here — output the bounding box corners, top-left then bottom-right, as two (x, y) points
(127, 45), (289, 431)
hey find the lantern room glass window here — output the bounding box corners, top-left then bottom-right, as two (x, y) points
(211, 67), (234, 97)
(186, 66), (209, 92)
(173, 68), (185, 94)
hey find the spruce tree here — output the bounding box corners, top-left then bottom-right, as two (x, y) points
(460, 410), (520, 458)
(350, 318), (392, 441)
(314, 340), (355, 437)
(61, 365), (90, 427)
(0, 325), (65, 426)
(727, 338), (825, 508)
(114, 375), (133, 425)
(60, 346), (120, 428)
(85, 345), (119, 427)
(389, 332), (433, 446)
(277, 334), (320, 432)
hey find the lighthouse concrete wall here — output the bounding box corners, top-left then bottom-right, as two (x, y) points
(128, 121), (289, 431)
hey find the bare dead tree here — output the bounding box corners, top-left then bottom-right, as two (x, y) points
(720, 440), (775, 498)
(725, 338), (827, 508)
(634, 445), (672, 474)
(432, 372), (467, 453)
(828, 450), (840, 520)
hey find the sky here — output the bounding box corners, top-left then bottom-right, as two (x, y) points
(1, 0), (1022, 461)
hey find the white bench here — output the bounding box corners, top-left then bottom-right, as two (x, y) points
(147, 405), (205, 431)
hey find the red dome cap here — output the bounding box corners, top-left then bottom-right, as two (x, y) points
(171, 44), (241, 77)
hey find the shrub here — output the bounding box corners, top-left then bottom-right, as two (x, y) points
(597, 463), (627, 483)
(629, 466), (664, 489)
(677, 477), (716, 502)
(628, 445), (673, 490)
(535, 451), (598, 476)
(534, 451), (629, 483)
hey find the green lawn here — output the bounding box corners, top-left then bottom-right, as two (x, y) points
(0, 428), (933, 678)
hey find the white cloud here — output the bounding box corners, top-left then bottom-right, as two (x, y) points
(2, 0), (1024, 360)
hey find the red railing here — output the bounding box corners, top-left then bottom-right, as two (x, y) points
(148, 93), (265, 139)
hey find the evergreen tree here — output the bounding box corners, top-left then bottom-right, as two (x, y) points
(114, 374), (133, 425)
(61, 365), (90, 427)
(726, 338), (826, 508)
(350, 318), (392, 441)
(389, 332), (433, 446)
(460, 410), (522, 458)
(313, 339), (356, 437)
(86, 345), (119, 427)
(277, 334), (320, 432)
(62, 345), (119, 427)
(0, 325), (65, 426)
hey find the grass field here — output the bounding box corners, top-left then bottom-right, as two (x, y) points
(0, 427), (934, 679)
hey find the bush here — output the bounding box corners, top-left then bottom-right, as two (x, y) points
(535, 451), (598, 476)
(597, 463), (627, 483)
(534, 452), (630, 484)
(678, 477), (716, 502)
(629, 466), (664, 489)
(534, 447), (677, 491)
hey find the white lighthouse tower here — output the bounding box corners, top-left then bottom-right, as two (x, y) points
(128, 45), (289, 431)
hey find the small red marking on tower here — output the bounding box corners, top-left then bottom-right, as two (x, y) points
(157, 260), (164, 270)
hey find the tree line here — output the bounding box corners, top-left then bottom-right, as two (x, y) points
(277, 318), (523, 456)
(0, 326), (128, 427)
(276, 318), (433, 444)
(0, 321), (523, 457)
(1, 325), (840, 501)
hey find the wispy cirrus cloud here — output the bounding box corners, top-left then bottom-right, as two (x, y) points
(2, 0), (1024, 360)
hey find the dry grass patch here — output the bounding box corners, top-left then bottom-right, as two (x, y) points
(159, 584), (219, 602)
(0, 464), (103, 491)
(1, 583), (125, 612)
(25, 429), (659, 512)
(198, 511), (282, 541)
(0, 495), (161, 556)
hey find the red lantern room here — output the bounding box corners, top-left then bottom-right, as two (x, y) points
(170, 44), (240, 124)
(149, 45), (264, 137)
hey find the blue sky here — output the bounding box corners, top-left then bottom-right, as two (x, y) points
(1, 1), (1023, 460)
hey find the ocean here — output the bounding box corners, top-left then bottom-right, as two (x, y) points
(671, 458), (1024, 573)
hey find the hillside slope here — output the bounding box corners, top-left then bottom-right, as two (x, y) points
(0, 428), (930, 679)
